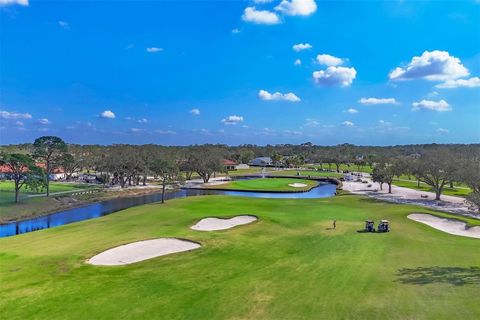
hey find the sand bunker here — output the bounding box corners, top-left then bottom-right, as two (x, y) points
(408, 213), (480, 239)
(87, 238), (201, 266)
(288, 183), (308, 188)
(191, 215), (257, 231)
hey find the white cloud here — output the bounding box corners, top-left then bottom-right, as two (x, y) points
(231, 28), (241, 34)
(313, 66), (356, 87)
(130, 128), (145, 133)
(359, 97), (397, 105)
(342, 121), (354, 127)
(436, 77), (480, 89)
(294, 59), (302, 66)
(242, 7), (280, 25)
(58, 21), (69, 29)
(283, 129), (303, 136)
(436, 128), (449, 134)
(253, 0), (274, 3)
(190, 108), (200, 115)
(378, 119), (391, 126)
(221, 115), (244, 125)
(293, 43), (312, 52)
(100, 110), (116, 119)
(389, 50), (469, 81)
(137, 118), (148, 124)
(304, 118), (319, 127)
(37, 118), (50, 125)
(146, 47), (163, 53)
(15, 121), (24, 126)
(345, 108), (358, 114)
(275, 0), (317, 16)
(258, 89), (301, 102)
(412, 99), (452, 112)
(155, 129), (176, 135)
(0, 0), (28, 6)
(0, 110), (32, 120)
(316, 54), (343, 66)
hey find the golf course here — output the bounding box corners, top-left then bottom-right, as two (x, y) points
(206, 177), (319, 192)
(1, 191), (479, 319)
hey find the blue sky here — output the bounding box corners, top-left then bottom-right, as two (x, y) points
(1, 0), (479, 146)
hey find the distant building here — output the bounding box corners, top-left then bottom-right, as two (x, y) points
(249, 157), (272, 167)
(223, 159), (237, 171)
(235, 164), (250, 170)
(0, 163), (67, 181)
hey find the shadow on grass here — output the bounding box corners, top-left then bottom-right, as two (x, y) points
(396, 266), (480, 286)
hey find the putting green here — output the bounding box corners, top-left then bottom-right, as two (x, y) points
(0, 195), (479, 319)
(208, 177), (318, 192)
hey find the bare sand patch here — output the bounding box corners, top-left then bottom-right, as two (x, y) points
(288, 183), (308, 188)
(407, 213), (480, 239)
(191, 215), (257, 231)
(87, 238), (201, 266)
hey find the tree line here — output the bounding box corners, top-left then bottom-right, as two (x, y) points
(0, 137), (479, 211)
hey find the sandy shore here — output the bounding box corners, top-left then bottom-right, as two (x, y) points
(191, 215), (257, 231)
(87, 238), (201, 266)
(408, 213), (480, 239)
(342, 179), (478, 219)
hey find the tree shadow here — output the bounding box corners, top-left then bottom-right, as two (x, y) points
(396, 266), (480, 286)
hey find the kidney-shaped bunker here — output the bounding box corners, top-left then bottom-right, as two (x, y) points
(87, 238), (201, 266)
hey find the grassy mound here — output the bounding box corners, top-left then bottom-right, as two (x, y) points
(0, 195), (479, 319)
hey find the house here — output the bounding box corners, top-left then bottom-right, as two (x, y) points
(223, 159), (237, 171)
(235, 164), (250, 170)
(36, 163), (67, 181)
(249, 157), (272, 167)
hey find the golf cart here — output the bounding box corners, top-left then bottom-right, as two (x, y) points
(378, 220), (390, 232)
(365, 220), (375, 232)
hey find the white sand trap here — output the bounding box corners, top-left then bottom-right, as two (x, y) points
(288, 183), (308, 188)
(87, 238), (201, 266)
(191, 215), (257, 231)
(408, 214), (480, 239)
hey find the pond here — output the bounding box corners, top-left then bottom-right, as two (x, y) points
(0, 182), (336, 238)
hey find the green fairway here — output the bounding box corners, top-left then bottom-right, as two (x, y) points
(0, 194), (479, 320)
(392, 179), (472, 197)
(270, 170), (344, 178)
(209, 178), (319, 191)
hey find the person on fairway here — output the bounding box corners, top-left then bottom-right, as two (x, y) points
(333, 220), (336, 230)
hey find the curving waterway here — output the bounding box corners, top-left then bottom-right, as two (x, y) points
(0, 183), (336, 238)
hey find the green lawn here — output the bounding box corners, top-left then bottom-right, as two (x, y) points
(0, 194), (479, 319)
(208, 178), (319, 192)
(392, 179), (472, 197)
(269, 170), (344, 178)
(304, 163), (374, 173)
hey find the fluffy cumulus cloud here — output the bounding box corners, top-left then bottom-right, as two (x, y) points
(242, 7), (280, 25)
(313, 66), (356, 87)
(293, 43), (312, 52)
(258, 89), (301, 102)
(342, 121), (354, 127)
(190, 108), (200, 115)
(359, 97), (397, 105)
(231, 28), (241, 34)
(316, 54), (343, 66)
(37, 118), (50, 125)
(389, 50), (469, 81)
(100, 110), (116, 119)
(146, 47), (163, 53)
(294, 59), (301, 66)
(0, 110), (32, 120)
(0, 0), (28, 6)
(221, 115), (244, 125)
(345, 108), (358, 114)
(436, 128), (449, 134)
(436, 77), (480, 89)
(412, 99), (452, 112)
(275, 0), (317, 16)
(304, 118), (319, 127)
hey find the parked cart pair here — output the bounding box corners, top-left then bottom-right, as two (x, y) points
(364, 220), (390, 232)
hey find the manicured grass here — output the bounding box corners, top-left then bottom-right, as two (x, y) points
(210, 178), (319, 192)
(304, 163), (373, 173)
(392, 179), (471, 197)
(0, 194), (479, 319)
(269, 170), (344, 178)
